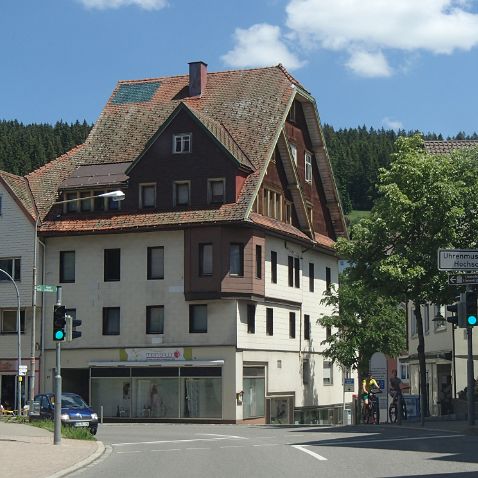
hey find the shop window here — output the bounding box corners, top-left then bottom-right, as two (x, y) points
(229, 243), (244, 276)
(1, 309), (25, 334)
(173, 133), (192, 153)
(271, 251), (277, 284)
(140, 184), (156, 209)
(103, 307), (120, 335)
(189, 304), (207, 333)
(146, 306), (164, 334)
(208, 178), (225, 204)
(104, 249), (120, 282)
(243, 366), (265, 418)
(266, 308), (273, 336)
(59, 251), (74, 283)
(247, 304), (256, 334)
(289, 312), (296, 338)
(180, 376), (222, 418)
(199, 243), (213, 276)
(147, 246), (164, 280)
(323, 361), (333, 385)
(0, 257), (21, 282)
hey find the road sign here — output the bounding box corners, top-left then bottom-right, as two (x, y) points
(448, 274), (478, 286)
(35, 284), (57, 293)
(344, 378), (354, 392)
(438, 249), (478, 271)
(18, 365), (27, 376)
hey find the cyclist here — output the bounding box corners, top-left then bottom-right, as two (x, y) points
(389, 369), (409, 421)
(362, 372), (381, 422)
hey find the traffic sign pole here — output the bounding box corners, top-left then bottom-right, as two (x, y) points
(54, 286), (62, 446)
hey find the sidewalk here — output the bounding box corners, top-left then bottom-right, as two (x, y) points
(0, 420), (105, 478)
(382, 417), (478, 435)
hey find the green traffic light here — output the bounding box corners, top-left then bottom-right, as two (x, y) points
(54, 330), (65, 340)
(467, 315), (477, 326)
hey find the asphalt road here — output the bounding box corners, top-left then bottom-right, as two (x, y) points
(70, 423), (478, 478)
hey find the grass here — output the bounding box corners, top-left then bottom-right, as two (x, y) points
(346, 209), (371, 228)
(28, 419), (96, 440)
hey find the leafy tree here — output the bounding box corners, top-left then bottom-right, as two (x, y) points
(318, 270), (406, 376)
(336, 135), (478, 424)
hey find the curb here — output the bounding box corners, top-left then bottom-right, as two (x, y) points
(46, 441), (106, 478)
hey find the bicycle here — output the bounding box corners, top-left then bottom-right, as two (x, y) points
(362, 388), (381, 424)
(388, 392), (407, 423)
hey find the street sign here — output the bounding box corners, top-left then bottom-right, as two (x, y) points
(344, 378), (354, 392)
(448, 274), (478, 286)
(18, 365), (27, 376)
(438, 249), (478, 271)
(36, 284), (57, 293)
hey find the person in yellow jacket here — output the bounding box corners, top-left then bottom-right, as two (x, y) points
(362, 372), (380, 407)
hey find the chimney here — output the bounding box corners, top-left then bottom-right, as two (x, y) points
(188, 61), (207, 97)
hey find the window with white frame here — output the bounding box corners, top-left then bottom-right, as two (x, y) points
(289, 143), (297, 165)
(173, 133), (191, 154)
(0, 257), (21, 281)
(174, 181), (190, 206)
(1, 309), (25, 334)
(208, 178), (225, 204)
(305, 152), (312, 183)
(323, 361), (333, 385)
(140, 183), (156, 209)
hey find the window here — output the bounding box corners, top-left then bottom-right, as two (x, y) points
(294, 257), (300, 288)
(323, 361), (333, 385)
(80, 191), (92, 212)
(289, 312), (296, 338)
(199, 243), (213, 276)
(285, 202), (292, 224)
(94, 190), (105, 211)
(255, 245), (262, 279)
(229, 243), (244, 276)
(303, 359), (310, 385)
(174, 181), (190, 206)
(326, 267), (331, 292)
(146, 306), (164, 334)
(289, 143), (297, 165)
(104, 249), (120, 282)
(103, 307), (120, 335)
(173, 133), (191, 153)
(1, 310), (25, 334)
(247, 304), (256, 334)
(262, 188), (282, 220)
(326, 325), (332, 340)
(208, 179), (225, 204)
(271, 251), (277, 284)
(140, 184), (156, 209)
(147, 247), (164, 280)
(0, 257), (21, 281)
(400, 363), (409, 380)
(304, 314), (310, 340)
(305, 152), (312, 183)
(309, 263), (315, 292)
(189, 305), (207, 333)
(288, 101), (296, 123)
(59, 252), (74, 283)
(65, 192), (78, 213)
(266, 308), (273, 336)
(288, 256), (294, 287)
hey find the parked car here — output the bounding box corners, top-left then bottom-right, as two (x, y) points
(30, 392), (98, 435)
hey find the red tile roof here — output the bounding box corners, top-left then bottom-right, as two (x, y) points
(424, 140), (478, 154)
(0, 170), (36, 221)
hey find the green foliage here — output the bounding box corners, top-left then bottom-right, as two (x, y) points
(28, 419), (96, 440)
(0, 120), (91, 175)
(318, 271), (406, 373)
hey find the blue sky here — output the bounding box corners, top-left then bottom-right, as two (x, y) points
(1, 0), (478, 137)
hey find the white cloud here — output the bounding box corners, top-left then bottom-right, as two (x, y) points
(284, 0), (478, 77)
(382, 117), (404, 131)
(345, 50), (392, 77)
(221, 23), (305, 70)
(79, 0), (167, 10)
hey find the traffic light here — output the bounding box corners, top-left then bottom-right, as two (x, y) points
(447, 293), (465, 327)
(465, 290), (478, 327)
(53, 305), (66, 341)
(66, 314), (82, 341)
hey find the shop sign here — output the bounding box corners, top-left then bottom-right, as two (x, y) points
(122, 347), (192, 362)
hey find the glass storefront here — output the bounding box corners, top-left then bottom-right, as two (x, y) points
(90, 366), (222, 419)
(243, 366), (265, 419)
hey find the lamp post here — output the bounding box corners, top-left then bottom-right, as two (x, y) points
(0, 268), (22, 415)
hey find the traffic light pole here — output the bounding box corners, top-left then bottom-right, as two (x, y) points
(467, 326), (475, 426)
(54, 286), (62, 446)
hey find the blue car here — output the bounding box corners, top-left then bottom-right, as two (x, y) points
(31, 392), (98, 435)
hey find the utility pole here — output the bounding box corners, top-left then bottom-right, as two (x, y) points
(54, 286), (62, 445)
(465, 286), (477, 427)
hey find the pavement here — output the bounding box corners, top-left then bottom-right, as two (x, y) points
(0, 420), (105, 478)
(0, 417), (476, 478)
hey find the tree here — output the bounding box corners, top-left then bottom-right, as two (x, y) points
(318, 270), (406, 376)
(336, 135), (478, 424)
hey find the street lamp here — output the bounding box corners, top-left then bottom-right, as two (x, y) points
(0, 267), (22, 415)
(55, 190), (126, 204)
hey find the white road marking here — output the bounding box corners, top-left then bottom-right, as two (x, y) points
(253, 444), (281, 447)
(116, 450), (143, 454)
(197, 433), (247, 439)
(186, 447), (210, 450)
(220, 445), (246, 449)
(112, 437), (242, 446)
(291, 445), (327, 461)
(151, 449), (181, 452)
(312, 434), (465, 447)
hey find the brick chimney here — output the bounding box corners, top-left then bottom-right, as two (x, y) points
(188, 61), (207, 97)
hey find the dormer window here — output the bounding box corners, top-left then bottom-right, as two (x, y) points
(305, 152), (312, 183)
(290, 143), (297, 165)
(173, 133), (192, 154)
(288, 101), (296, 123)
(208, 178), (225, 204)
(65, 192), (78, 213)
(80, 191), (92, 212)
(174, 181), (190, 206)
(140, 183), (156, 209)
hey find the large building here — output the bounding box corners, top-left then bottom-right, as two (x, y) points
(0, 62), (350, 423)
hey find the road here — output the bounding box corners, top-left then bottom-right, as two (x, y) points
(71, 423), (478, 478)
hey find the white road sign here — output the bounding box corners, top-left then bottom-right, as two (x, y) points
(18, 365), (27, 376)
(438, 249), (478, 271)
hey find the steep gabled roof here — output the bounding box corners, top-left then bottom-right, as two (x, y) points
(424, 140), (478, 155)
(0, 170), (36, 221)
